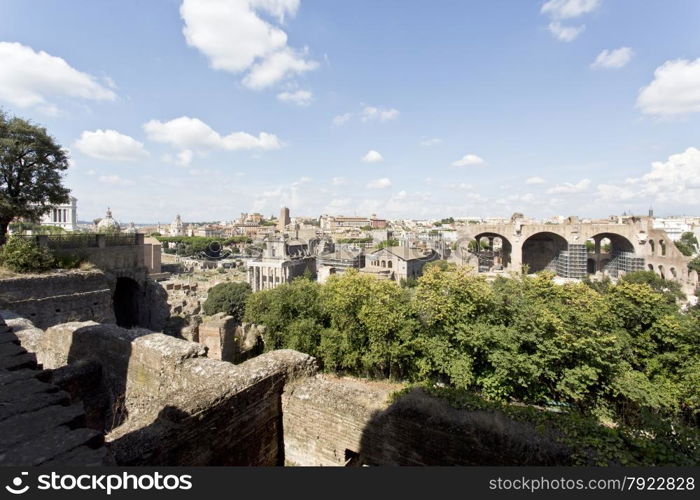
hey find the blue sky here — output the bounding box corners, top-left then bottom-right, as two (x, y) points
(1, 0), (699, 223)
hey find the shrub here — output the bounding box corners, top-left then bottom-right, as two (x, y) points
(0, 236), (55, 273)
(202, 282), (252, 321)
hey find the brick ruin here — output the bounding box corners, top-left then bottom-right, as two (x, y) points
(0, 271), (575, 466)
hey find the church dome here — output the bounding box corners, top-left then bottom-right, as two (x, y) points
(96, 208), (121, 232)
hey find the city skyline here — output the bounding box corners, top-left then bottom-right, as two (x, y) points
(1, 0), (699, 222)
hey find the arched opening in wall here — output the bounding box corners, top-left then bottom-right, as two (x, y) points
(647, 263), (654, 272)
(473, 232), (512, 273)
(589, 233), (636, 275)
(670, 267), (677, 279)
(659, 240), (666, 256)
(658, 265), (665, 280)
(388, 261), (393, 268)
(649, 240), (655, 255)
(522, 232), (567, 274)
(381, 260), (386, 268)
(113, 277), (141, 329)
(587, 258), (596, 274)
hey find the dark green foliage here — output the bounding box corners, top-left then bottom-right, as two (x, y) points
(154, 235), (252, 257)
(0, 236), (55, 272)
(0, 111), (70, 244)
(243, 264), (700, 463)
(689, 256), (700, 274)
(377, 238), (400, 249)
(675, 232), (698, 257)
(202, 282), (252, 322)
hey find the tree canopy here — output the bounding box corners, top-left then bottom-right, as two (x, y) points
(0, 111), (70, 244)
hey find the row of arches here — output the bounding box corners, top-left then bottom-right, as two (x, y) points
(467, 231), (646, 278)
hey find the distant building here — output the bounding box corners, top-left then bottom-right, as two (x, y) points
(361, 246), (439, 283)
(317, 247), (365, 283)
(278, 207), (291, 231)
(94, 208), (120, 233)
(247, 235), (316, 292)
(41, 196), (77, 231)
(169, 214), (186, 236)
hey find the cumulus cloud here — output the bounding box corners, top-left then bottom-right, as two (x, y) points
(0, 41), (116, 114)
(277, 89), (313, 106)
(143, 117), (282, 160)
(451, 154), (485, 167)
(361, 150), (384, 163)
(541, 0), (601, 19)
(597, 147), (700, 205)
(332, 113), (352, 127)
(366, 177), (392, 189)
(541, 0), (600, 42)
(361, 106), (399, 122)
(525, 176), (546, 184)
(74, 129), (149, 162)
(546, 178), (590, 193)
(591, 47), (634, 69)
(180, 0), (318, 89)
(332, 105), (399, 126)
(547, 22), (585, 42)
(637, 58), (700, 116)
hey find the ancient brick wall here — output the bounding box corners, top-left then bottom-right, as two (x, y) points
(34, 320), (317, 466)
(282, 375), (572, 466)
(0, 271), (115, 329)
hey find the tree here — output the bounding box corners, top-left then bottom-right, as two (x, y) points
(0, 111), (70, 245)
(202, 282), (252, 322)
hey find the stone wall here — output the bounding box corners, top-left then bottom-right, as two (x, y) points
(0, 270), (169, 332)
(33, 320), (317, 466)
(198, 314), (264, 363)
(0, 271), (115, 329)
(282, 375), (572, 466)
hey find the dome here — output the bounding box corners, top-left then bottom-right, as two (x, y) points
(96, 208), (121, 232)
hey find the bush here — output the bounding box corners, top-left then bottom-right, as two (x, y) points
(0, 236), (55, 273)
(202, 282), (252, 321)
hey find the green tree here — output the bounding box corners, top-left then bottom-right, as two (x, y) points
(0, 111), (70, 245)
(319, 270), (418, 378)
(202, 282), (252, 322)
(0, 235), (55, 273)
(377, 238), (399, 249)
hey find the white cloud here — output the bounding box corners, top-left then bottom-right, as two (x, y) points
(541, 0), (599, 42)
(597, 147), (700, 205)
(332, 112), (352, 126)
(99, 175), (134, 186)
(591, 47), (633, 69)
(0, 41), (116, 114)
(451, 154), (485, 167)
(361, 106), (399, 122)
(547, 178), (590, 193)
(637, 58), (700, 116)
(277, 89), (313, 106)
(143, 117), (282, 157)
(547, 22), (585, 42)
(420, 137), (443, 147)
(525, 176), (546, 184)
(366, 177), (392, 189)
(541, 0), (601, 20)
(180, 0), (317, 89)
(332, 176), (348, 186)
(361, 150), (384, 163)
(74, 130), (149, 162)
(174, 149), (194, 167)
